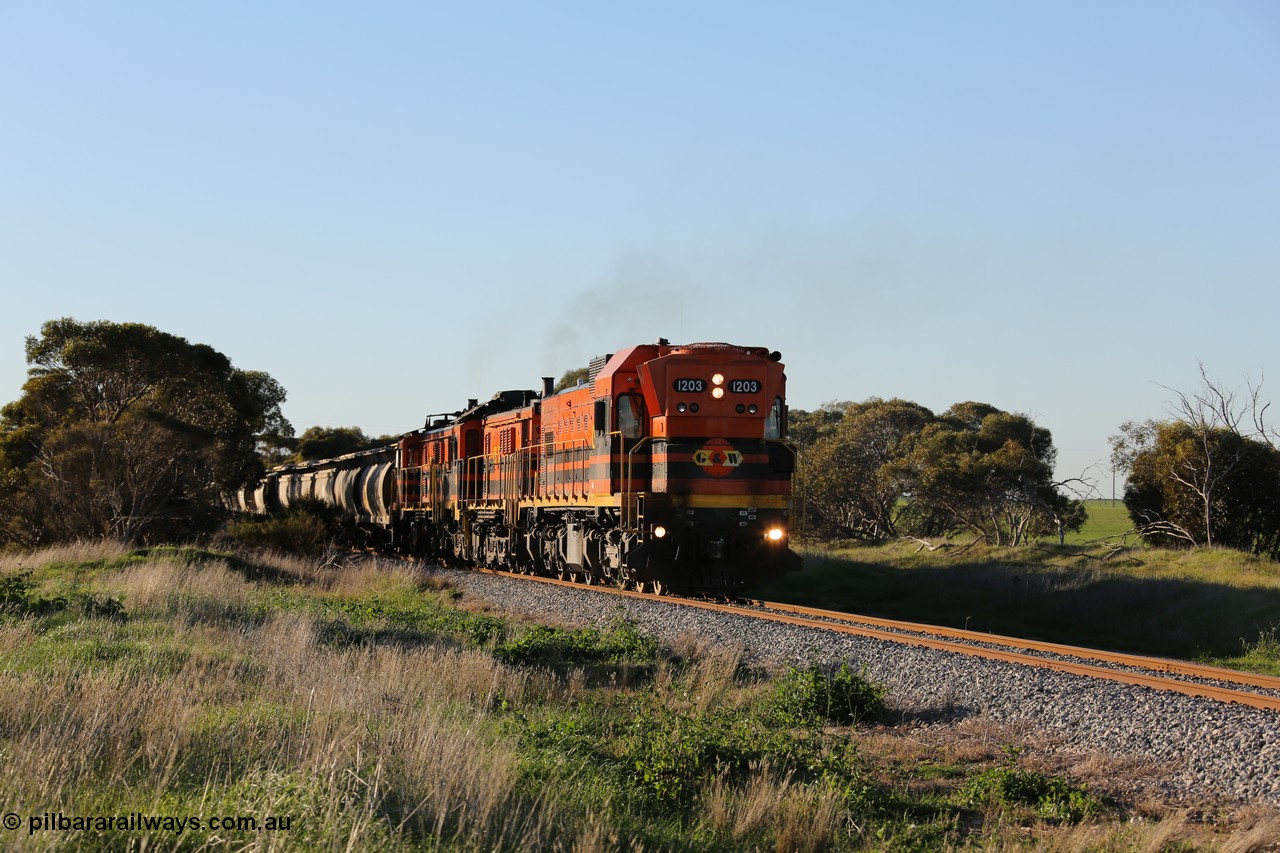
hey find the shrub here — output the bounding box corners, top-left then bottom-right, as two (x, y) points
(769, 663), (885, 727)
(223, 498), (359, 555)
(961, 748), (1101, 822)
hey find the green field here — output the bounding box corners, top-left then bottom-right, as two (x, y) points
(1057, 499), (1134, 544)
(760, 511), (1280, 671)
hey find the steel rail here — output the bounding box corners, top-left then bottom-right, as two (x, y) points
(754, 600), (1280, 695)
(467, 568), (1280, 712)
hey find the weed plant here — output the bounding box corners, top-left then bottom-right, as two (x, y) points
(960, 748), (1103, 823)
(768, 662), (885, 726)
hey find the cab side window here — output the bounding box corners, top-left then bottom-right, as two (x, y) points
(764, 397), (783, 439)
(594, 399), (608, 435)
(617, 394), (646, 439)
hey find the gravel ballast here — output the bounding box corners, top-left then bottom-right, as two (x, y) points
(435, 567), (1280, 806)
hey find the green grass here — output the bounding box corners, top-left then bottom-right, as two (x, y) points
(755, 539), (1280, 665)
(1207, 626), (1280, 676)
(1056, 499), (1134, 544)
(961, 749), (1103, 823)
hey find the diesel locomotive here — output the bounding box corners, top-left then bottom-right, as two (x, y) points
(244, 340), (801, 594)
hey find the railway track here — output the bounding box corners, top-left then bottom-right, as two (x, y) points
(471, 567), (1280, 712)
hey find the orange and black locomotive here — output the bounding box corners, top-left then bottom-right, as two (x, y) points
(249, 340), (801, 594)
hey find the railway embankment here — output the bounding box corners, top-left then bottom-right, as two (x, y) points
(441, 566), (1280, 806)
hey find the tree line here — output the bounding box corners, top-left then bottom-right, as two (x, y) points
(2, 319), (1278, 560)
(791, 372), (1280, 559)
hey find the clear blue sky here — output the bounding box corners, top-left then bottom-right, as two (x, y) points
(3, 1), (1277, 495)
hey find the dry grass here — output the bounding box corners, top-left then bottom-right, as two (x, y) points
(0, 668), (193, 803)
(646, 642), (755, 716)
(0, 618), (38, 653)
(319, 557), (428, 597)
(0, 547), (616, 851)
(1219, 812), (1280, 853)
(98, 555), (256, 619)
(999, 810), (1280, 853)
(702, 763), (846, 851)
(0, 539), (128, 573)
(231, 547), (321, 580)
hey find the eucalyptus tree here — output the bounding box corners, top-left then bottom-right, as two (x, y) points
(800, 399), (932, 539)
(902, 403), (1083, 546)
(0, 318), (292, 544)
(793, 398), (1081, 545)
(1111, 370), (1280, 558)
(293, 425), (391, 462)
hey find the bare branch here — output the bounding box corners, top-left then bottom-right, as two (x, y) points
(899, 536), (951, 553)
(1053, 473), (1099, 501)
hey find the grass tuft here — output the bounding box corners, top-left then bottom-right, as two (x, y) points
(769, 662), (885, 727)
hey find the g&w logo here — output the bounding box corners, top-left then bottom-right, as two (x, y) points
(693, 438), (742, 478)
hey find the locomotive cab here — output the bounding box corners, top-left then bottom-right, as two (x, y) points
(591, 342), (801, 592)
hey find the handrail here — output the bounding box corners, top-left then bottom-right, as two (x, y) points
(766, 437), (802, 540)
(623, 435), (654, 531)
(437, 436), (596, 505)
(534, 437), (591, 499)
(396, 462), (448, 519)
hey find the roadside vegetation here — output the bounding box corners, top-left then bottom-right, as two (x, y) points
(6, 544), (1272, 851)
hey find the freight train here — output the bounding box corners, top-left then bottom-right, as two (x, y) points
(241, 340), (801, 594)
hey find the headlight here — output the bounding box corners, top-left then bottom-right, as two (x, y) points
(711, 373), (724, 386)
(652, 525), (668, 539)
(766, 527), (785, 542)
(711, 387), (725, 399)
